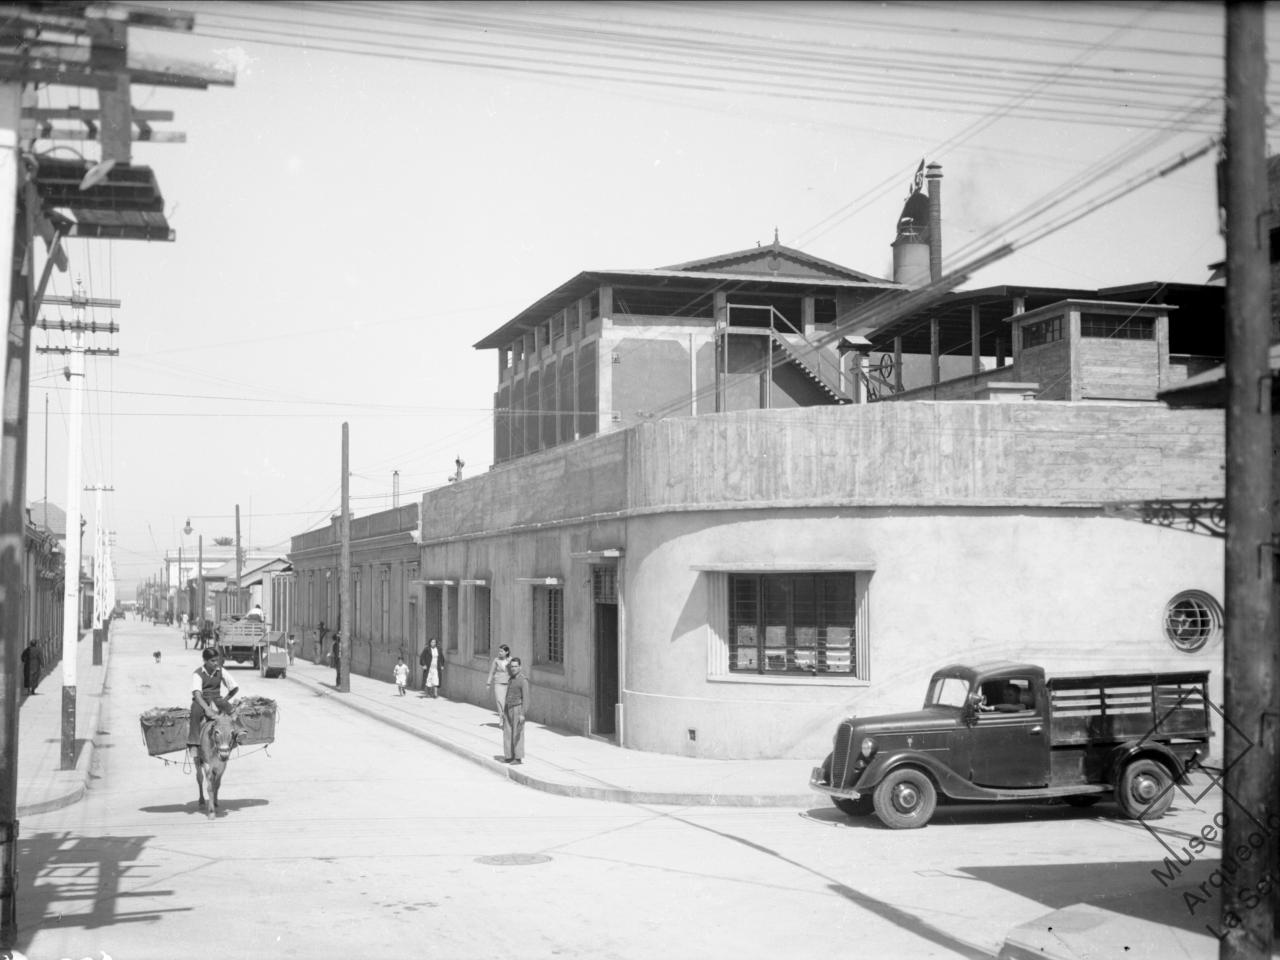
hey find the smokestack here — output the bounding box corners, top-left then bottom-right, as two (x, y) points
(926, 163), (943, 281)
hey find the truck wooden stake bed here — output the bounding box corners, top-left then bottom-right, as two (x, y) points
(810, 660), (1211, 829)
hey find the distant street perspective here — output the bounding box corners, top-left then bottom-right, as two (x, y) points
(16, 621), (1235, 960)
(0, 3), (1276, 960)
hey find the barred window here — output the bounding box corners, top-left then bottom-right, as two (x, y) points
(534, 586), (564, 666)
(593, 566), (618, 604)
(379, 567), (390, 645)
(1021, 316), (1063, 348)
(1080, 313), (1154, 340)
(729, 573), (857, 676)
(473, 585), (492, 656)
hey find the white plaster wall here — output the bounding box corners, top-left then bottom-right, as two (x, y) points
(621, 508), (1224, 760)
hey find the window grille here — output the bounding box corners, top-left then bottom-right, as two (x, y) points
(593, 566), (618, 604)
(728, 573), (857, 676)
(534, 586), (565, 666)
(1080, 313), (1154, 340)
(1164, 590), (1222, 653)
(1022, 316), (1063, 348)
(474, 586), (492, 656)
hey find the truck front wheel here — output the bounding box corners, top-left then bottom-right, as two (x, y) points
(873, 768), (936, 829)
(1117, 758), (1174, 820)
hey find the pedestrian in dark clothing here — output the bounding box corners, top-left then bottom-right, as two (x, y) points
(331, 634), (341, 687)
(21, 640), (42, 695)
(316, 621), (329, 664)
(422, 638), (442, 699)
(502, 658), (529, 764)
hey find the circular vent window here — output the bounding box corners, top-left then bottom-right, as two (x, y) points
(1164, 591), (1223, 653)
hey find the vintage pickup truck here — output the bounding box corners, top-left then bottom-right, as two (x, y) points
(214, 618), (287, 678)
(810, 660), (1211, 829)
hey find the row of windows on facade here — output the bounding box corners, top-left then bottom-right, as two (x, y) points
(1022, 314), (1156, 349)
(286, 569), (1216, 677)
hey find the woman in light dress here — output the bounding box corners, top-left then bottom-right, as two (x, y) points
(486, 644), (511, 716)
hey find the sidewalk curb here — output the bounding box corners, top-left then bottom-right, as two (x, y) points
(18, 632), (111, 817)
(286, 670), (814, 808)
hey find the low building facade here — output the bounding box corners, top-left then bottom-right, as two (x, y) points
(418, 402), (1224, 760)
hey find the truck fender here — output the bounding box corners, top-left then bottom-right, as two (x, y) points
(853, 751), (972, 800)
(1106, 740), (1183, 786)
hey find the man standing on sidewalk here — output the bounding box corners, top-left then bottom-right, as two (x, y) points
(502, 658), (529, 765)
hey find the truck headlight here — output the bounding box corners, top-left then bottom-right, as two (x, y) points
(860, 737), (876, 758)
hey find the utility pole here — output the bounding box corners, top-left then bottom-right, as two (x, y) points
(234, 503), (242, 614)
(86, 484), (112, 666)
(339, 423), (351, 692)
(1221, 4), (1278, 958)
(37, 282), (118, 769)
(0, 78), (30, 949)
(198, 534), (204, 632)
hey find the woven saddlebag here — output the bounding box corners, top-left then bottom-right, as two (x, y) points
(139, 706), (191, 756)
(233, 696), (277, 746)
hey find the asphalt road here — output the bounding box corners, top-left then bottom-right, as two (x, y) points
(14, 622), (1225, 960)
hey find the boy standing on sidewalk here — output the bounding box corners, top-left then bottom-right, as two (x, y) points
(393, 656), (409, 697)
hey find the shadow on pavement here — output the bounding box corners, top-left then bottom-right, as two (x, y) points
(961, 860), (1216, 935)
(138, 798), (269, 815)
(18, 831), (190, 950)
(801, 800), (1114, 829)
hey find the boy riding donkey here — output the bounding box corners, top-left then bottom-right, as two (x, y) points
(188, 647), (239, 761)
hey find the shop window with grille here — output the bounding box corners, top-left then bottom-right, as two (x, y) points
(728, 573), (860, 677)
(534, 586), (564, 666)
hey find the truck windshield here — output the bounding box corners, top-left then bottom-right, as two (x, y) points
(927, 676), (971, 708)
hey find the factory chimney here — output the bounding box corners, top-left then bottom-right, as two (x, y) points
(926, 162), (943, 281)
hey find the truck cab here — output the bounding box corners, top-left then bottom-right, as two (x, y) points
(811, 660), (1210, 829)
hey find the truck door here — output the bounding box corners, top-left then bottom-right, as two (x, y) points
(969, 676), (1049, 788)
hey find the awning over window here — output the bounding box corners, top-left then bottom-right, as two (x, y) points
(691, 560), (876, 572)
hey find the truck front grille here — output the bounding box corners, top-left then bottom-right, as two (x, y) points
(831, 722), (854, 786)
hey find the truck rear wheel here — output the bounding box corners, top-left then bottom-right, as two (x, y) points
(1116, 758), (1174, 820)
(833, 796), (875, 817)
(873, 767), (936, 829)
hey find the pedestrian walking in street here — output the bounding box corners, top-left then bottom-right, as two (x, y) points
(21, 640), (42, 695)
(486, 644), (511, 717)
(502, 657), (529, 765)
(331, 633), (342, 687)
(393, 656), (409, 697)
(422, 638), (442, 699)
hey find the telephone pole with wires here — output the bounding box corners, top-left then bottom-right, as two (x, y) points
(0, 6), (233, 945)
(36, 281), (119, 770)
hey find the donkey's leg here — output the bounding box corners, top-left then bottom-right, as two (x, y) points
(208, 766), (221, 817)
(196, 761), (206, 810)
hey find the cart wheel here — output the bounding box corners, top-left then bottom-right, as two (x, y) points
(873, 767), (937, 829)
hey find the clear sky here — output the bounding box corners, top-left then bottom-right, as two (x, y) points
(20, 0), (1269, 595)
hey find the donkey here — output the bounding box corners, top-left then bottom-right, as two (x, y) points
(195, 712), (238, 818)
